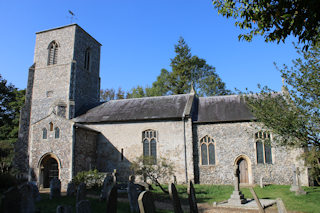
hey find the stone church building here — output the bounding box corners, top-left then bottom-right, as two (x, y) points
(15, 24), (308, 189)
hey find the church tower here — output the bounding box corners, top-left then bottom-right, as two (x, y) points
(15, 24), (101, 175)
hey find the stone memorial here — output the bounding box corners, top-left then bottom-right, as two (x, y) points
(0, 186), (21, 213)
(276, 198), (287, 213)
(27, 182), (41, 202)
(56, 205), (72, 213)
(106, 185), (118, 213)
(290, 165), (299, 192)
(50, 177), (61, 199)
(138, 191), (156, 213)
(76, 182), (87, 203)
(100, 175), (114, 201)
(228, 165), (247, 205)
(260, 176), (264, 188)
(295, 168), (306, 195)
(19, 182), (36, 213)
(67, 182), (76, 196)
(169, 183), (183, 213)
(76, 200), (91, 213)
(187, 181), (198, 213)
(128, 175), (139, 213)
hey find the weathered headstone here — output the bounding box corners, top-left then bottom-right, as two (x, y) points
(295, 168), (306, 195)
(290, 165), (299, 192)
(76, 200), (91, 213)
(19, 182), (36, 213)
(56, 205), (72, 213)
(67, 182), (76, 196)
(100, 175), (114, 201)
(138, 191), (156, 213)
(249, 187), (265, 213)
(228, 165), (247, 205)
(28, 181), (41, 202)
(106, 184), (118, 213)
(0, 186), (21, 213)
(187, 181), (198, 213)
(50, 177), (61, 199)
(260, 176), (264, 188)
(169, 183), (183, 213)
(76, 182), (87, 203)
(276, 198), (287, 213)
(128, 175), (139, 213)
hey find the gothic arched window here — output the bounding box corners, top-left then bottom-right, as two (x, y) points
(255, 131), (272, 164)
(42, 128), (47, 139)
(55, 127), (60, 139)
(142, 129), (157, 164)
(200, 135), (215, 165)
(84, 48), (90, 71)
(48, 41), (59, 65)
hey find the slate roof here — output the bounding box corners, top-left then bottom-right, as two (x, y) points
(196, 95), (255, 123)
(74, 94), (193, 123)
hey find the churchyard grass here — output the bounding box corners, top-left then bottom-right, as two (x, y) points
(151, 184), (320, 213)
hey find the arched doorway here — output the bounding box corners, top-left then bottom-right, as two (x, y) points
(237, 158), (249, 184)
(39, 154), (59, 188)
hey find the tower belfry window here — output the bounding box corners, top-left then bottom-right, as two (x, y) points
(48, 41), (59, 65)
(84, 48), (90, 70)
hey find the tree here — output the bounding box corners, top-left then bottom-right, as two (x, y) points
(100, 87), (126, 101)
(0, 75), (25, 173)
(212, 0), (320, 49)
(131, 156), (175, 194)
(244, 44), (320, 184)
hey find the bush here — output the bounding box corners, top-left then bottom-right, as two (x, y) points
(72, 169), (106, 189)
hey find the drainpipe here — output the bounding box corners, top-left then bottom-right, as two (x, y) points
(182, 113), (188, 183)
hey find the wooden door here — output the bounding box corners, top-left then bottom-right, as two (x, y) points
(238, 159), (248, 183)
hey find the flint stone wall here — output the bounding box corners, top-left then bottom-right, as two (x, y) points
(194, 122), (308, 186)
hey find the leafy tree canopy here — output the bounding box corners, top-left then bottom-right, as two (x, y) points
(212, 0), (320, 49)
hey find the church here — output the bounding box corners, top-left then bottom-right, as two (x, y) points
(15, 24), (308, 189)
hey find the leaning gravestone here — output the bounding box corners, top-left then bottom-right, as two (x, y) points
(106, 184), (118, 213)
(50, 177), (61, 199)
(138, 191), (156, 213)
(169, 183), (184, 213)
(76, 182), (87, 203)
(56, 205), (72, 213)
(76, 200), (91, 213)
(100, 175), (114, 200)
(19, 182), (36, 213)
(0, 186), (21, 213)
(128, 175), (139, 213)
(187, 181), (198, 213)
(67, 182), (76, 196)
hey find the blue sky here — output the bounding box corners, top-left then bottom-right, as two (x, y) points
(1, 0), (300, 93)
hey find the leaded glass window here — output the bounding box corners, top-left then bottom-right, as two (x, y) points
(84, 48), (90, 70)
(200, 135), (216, 165)
(142, 129), (157, 164)
(255, 131), (272, 164)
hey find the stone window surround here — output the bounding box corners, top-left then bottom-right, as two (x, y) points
(42, 128), (47, 139)
(142, 129), (157, 164)
(47, 40), (59, 65)
(199, 135), (217, 166)
(254, 131), (274, 165)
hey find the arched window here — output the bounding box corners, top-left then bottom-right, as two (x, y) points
(200, 135), (215, 165)
(48, 41), (59, 65)
(42, 128), (47, 139)
(84, 48), (90, 70)
(55, 127), (60, 139)
(142, 129), (157, 164)
(255, 131), (272, 164)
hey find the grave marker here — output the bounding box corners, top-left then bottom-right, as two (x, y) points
(169, 183), (183, 213)
(138, 191), (156, 213)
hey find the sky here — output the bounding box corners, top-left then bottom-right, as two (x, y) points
(0, 0), (301, 93)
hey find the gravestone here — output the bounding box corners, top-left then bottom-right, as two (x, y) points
(76, 182), (87, 203)
(67, 182), (76, 196)
(19, 182), (36, 213)
(138, 191), (156, 213)
(106, 185), (118, 213)
(0, 186), (21, 213)
(56, 205), (72, 213)
(128, 175), (139, 213)
(76, 200), (91, 213)
(228, 165), (247, 205)
(27, 182), (41, 202)
(187, 181), (198, 213)
(169, 183), (183, 213)
(50, 177), (61, 199)
(100, 175), (114, 201)
(295, 168), (306, 195)
(260, 177), (264, 188)
(276, 198), (287, 213)
(290, 165), (299, 192)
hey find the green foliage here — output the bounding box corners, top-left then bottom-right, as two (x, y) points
(212, 0), (320, 49)
(100, 87), (125, 101)
(244, 44), (320, 184)
(131, 156), (175, 193)
(72, 169), (105, 189)
(0, 75), (25, 174)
